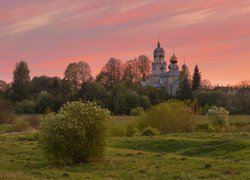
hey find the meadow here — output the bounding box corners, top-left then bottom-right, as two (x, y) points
(0, 115), (250, 179)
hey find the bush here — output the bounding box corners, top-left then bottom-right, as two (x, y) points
(141, 127), (160, 136)
(39, 101), (111, 163)
(15, 100), (36, 114)
(7, 119), (31, 133)
(138, 100), (196, 134)
(0, 99), (14, 124)
(207, 106), (230, 128)
(199, 104), (210, 115)
(126, 123), (139, 137)
(130, 107), (144, 116)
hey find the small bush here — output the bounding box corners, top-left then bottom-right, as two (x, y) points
(15, 100), (36, 114)
(7, 119), (31, 133)
(141, 127), (160, 136)
(126, 123), (139, 137)
(0, 99), (14, 124)
(39, 101), (111, 163)
(207, 106), (230, 128)
(199, 104), (210, 115)
(138, 100), (196, 134)
(130, 107), (144, 116)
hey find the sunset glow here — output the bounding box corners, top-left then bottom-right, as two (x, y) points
(1, 0), (250, 85)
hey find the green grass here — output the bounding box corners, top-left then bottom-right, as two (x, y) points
(0, 115), (250, 179)
(0, 132), (250, 179)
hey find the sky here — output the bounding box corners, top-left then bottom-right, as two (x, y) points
(0, 0), (250, 85)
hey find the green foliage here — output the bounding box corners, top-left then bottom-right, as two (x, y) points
(126, 123), (139, 137)
(138, 95), (150, 110)
(192, 65), (201, 91)
(7, 119), (31, 133)
(195, 90), (227, 107)
(138, 100), (196, 134)
(114, 90), (140, 115)
(207, 106), (230, 128)
(130, 107), (144, 116)
(36, 91), (55, 113)
(0, 99), (14, 124)
(78, 81), (109, 107)
(178, 70), (192, 100)
(199, 104), (210, 115)
(141, 127), (160, 136)
(15, 100), (36, 114)
(39, 101), (111, 163)
(11, 61), (30, 101)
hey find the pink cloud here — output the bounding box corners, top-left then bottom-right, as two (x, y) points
(0, 0), (250, 85)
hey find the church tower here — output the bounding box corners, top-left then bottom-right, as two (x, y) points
(152, 41), (167, 86)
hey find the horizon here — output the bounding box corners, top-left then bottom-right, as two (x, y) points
(1, 0), (250, 85)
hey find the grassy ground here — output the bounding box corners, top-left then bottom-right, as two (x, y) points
(0, 131), (250, 179)
(0, 115), (250, 179)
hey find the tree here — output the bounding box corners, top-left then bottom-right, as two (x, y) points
(11, 61), (30, 101)
(201, 79), (212, 89)
(78, 81), (109, 107)
(64, 61), (92, 91)
(36, 91), (55, 113)
(123, 59), (140, 84)
(96, 57), (123, 89)
(114, 90), (140, 115)
(137, 55), (151, 81)
(235, 80), (250, 114)
(0, 80), (7, 92)
(192, 65), (201, 91)
(178, 69), (192, 100)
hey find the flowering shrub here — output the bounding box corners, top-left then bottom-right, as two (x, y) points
(138, 100), (196, 134)
(39, 101), (111, 163)
(207, 106), (229, 128)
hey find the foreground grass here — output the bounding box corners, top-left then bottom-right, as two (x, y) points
(0, 132), (250, 179)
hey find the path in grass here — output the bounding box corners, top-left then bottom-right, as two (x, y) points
(0, 132), (250, 179)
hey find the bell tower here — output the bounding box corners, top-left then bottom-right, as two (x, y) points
(152, 41), (167, 84)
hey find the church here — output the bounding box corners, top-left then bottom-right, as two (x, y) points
(141, 41), (187, 96)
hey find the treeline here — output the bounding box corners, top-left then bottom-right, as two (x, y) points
(0, 56), (249, 115)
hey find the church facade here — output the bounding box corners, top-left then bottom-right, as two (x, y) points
(141, 41), (187, 96)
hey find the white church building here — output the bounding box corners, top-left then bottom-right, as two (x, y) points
(141, 41), (187, 96)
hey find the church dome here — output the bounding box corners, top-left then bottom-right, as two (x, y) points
(168, 64), (173, 70)
(170, 54), (177, 63)
(154, 42), (165, 55)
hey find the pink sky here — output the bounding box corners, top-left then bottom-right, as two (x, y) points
(0, 0), (250, 85)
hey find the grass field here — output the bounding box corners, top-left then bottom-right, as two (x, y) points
(0, 115), (250, 179)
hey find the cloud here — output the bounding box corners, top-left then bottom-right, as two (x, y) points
(0, 11), (57, 39)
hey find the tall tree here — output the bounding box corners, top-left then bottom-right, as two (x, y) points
(11, 61), (30, 101)
(192, 65), (201, 91)
(96, 57), (123, 88)
(64, 61), (92, 91)
(0, 80), (7, 92)
(235, 80), (250, 114)
(137, 55), (151, 81)
(123, 58), (140, 84)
